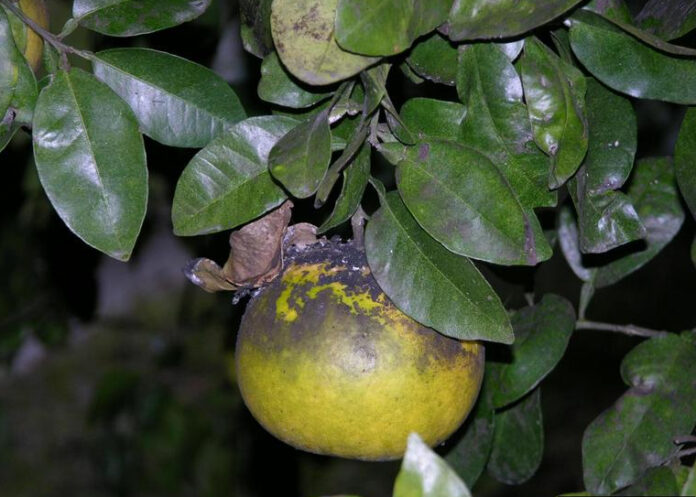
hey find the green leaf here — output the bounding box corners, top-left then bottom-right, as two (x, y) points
(269, 109), (331, 198)
(447, 0), (583, 41)
(559, 158), (685, 287)
(240, 0), (274, 58)
(593, 157), (684, 287)
(318, 143), (370, 233)
(394, 433), (472, 497)
(271, 0), (379, 85)
(73, 0), (211, 36)
(569, 17), (696, 104)
(457, 43), (556, 209)
(490, 295), (576, 408)
(635, 0), (696, 40)
(93, 48), (246, 148)
(172, 116), (297, 236)
(334, 0), (450, 57)
(365, 191), (513, 344)
(585, 0), (633, 23)
(445, 373), (495, 487)
(616, 467), (680, 496)
(406, 33), (458, 86)
(520, 37), (588, 189)
(0, 7), (17, 116)
(361, 63), (390, 116)
(258, 51), (333, 109)
(488, 388), (544, 485)
(33, 69), (147, 261)
(582, 333), (696, 495)
(683, 462), (696, 496)
(568, 79), (644, 254)
(675, 108), (696, 221)
(386, 139), (551, 266)
(574, 9), (696, 57)
(400, 98), (467, 141)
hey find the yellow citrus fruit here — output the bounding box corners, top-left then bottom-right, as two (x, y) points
(235, 241), (484, 460)
(4, 0), (49, 72)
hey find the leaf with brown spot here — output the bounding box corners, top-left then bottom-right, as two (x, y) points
(582, 333), (696, 495)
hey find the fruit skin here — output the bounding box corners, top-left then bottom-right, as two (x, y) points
(4, 0), (48, 72)
(235, 242), (484, 460)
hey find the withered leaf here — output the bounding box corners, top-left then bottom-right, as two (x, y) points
(222, 201), (293, 287)
(184, 258), (238, 293)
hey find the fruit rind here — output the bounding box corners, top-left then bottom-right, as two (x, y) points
(235, 241), (484, 460)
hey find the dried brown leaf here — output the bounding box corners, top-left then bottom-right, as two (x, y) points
(184, 258), (238, 293)
(222, 201), (293, 287)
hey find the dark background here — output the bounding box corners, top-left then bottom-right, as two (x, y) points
(1, 1), (695, 496)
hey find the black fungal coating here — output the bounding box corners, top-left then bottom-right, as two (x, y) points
(239, 238), (478, 371)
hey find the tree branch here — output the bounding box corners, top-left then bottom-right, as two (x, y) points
(575, 319), (667, 338)
(0, 0), (93, 62)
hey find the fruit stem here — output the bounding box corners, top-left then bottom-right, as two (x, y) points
(575, 319), (667, 338)
(0, 0), (93, 63)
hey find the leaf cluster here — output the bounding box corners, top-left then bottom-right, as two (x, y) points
(2, 0), (696, 495)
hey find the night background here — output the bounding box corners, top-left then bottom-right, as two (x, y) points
(1, 1), (695, 495)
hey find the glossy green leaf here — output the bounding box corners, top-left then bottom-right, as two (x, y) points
(520, 37), (588, 189)
(318, 143), (370, 233)
(361, 63), (390, 116)
(635, 0), (696, 40)
(383, 139), (551, 266)
(559, 158), (684, 287)
(582, 333), (696, 495)
(400, 98), (467, 141)
(269, 109), (331, 198)
(458, 43), (556, 209)
(172, 116), (297, 236)
(675, 108), (696, 220)
(73, 0), (211, 36)
(616, 467), (680, 496)
(498, 40), (525, 61)
(683, 462), (696, 496)
(575, 80), (636, 195)
(335, 0), (450, 56)
(258, 51), (333, 109)
(271, 0), (378, 85)
(315, 118), (369, 206)
(240, 0), (274, 58)
(365, 191), (513, 343)
(557, 207), (594, 282)
(394, 433), (472, 497)
(574, 9), (696, 57)
(490, 295), (575, 408)
(569, 18), (696, 104)
(445, 373), (495, 487)
(568, 79), (644, 254)
(585, 0), (633, 23)
(593, 158), (684, 287)
(488, 388), (544, 485)
(406, 32), (458, 86)
(93, 48), (245, 148)
(447, 0), (583, 41)
(33, 69), (147, 261)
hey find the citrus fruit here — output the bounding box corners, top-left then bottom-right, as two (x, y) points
(3, 0), (49, 72)
(235, 240), (484, 460)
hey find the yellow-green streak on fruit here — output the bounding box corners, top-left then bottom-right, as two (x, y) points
(235, 243), (484, 460)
